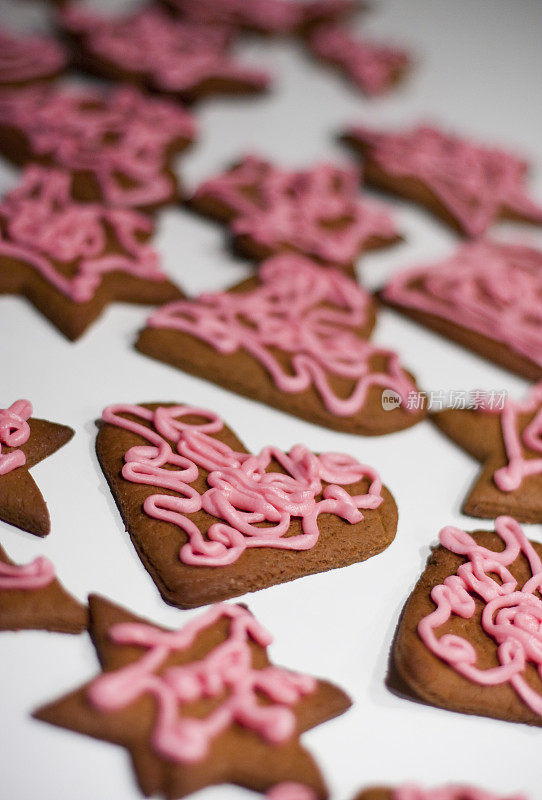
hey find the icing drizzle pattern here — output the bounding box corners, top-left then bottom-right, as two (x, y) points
(0, 85), (196, 208)
(0, 28), (67, 84)
(418, 516), (542, 717)
(87, 602), (316, 762)
(147, 254), (417, 416)
(0, 555), (55, 591)
(0, 399), (32, 476)
(194, 156), (398, 264)
(0, 166), (167, 302)
(102, 401), (384, 566)
(382, 240), (542, 368)
(348, 124), (542, 236)
(394, 786), (526, 800)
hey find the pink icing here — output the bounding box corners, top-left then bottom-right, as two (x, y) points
(102, 401), (383, 566)
(382, 240), (542, 368)
(0, 165), (168, 302)
(394, 786), (526, 800)
(418, 515), (542, 717)
(347, 124), (542, 236)
(0, 399), (32, 476)
(147, 254), (417, 416)
(194, 156), (398, 264)
(308, 26), (410, 95)
(87, 603), (316, 762)
(478, 382), (542, 492)
(60, 6), (270, 93)
(0, 555), (55, 591)
(266, 785), (318, 800)
(0, 85), (196, 208)
(0, 28), (67, 84)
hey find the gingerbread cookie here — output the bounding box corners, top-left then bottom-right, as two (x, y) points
(354, 785), (526, 800)
(34, 596), (350, 798)
(96, 401), (398, 608)
(0, 543), (87, 633)
(380, 240), (542, 381)
(432, 383), (542, 523)
(0, 165), (184, 340)
(343, 123), (542, 236)
(189, 155), (400, 268)
(0, 400), (74, 536)
(136, 255), (426, 435)
(307, 26), (410, 96)
(0, 27), (68, 88)
(0, 83), (196, 212)
(58, 5), (271, 102)
(392, 516), (542, 726)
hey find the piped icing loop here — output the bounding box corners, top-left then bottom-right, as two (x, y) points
(87, 603), (316, 762)
(418, 516), (542, 717)
(102, 401), (383, 566)
(0, 28), (67, 85)
(0, 399), (32, 476)
(348, 124), (542, 236)
(266, 784), (318, 800)
(0, 555), (55, 591)
(147, 254), (417, 416)
(0, 85), (196, 208)
(0, 166), (167, 302)
(194, 155), (398, 264)
(382, 241), (542, 369)
(60, 6), (270, 93)
(394, 785), (527, 800)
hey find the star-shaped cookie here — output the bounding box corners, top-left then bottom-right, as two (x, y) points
(432, 383), (542, 523)
(34, 596), (351, 799)
(0, 400), (74, 536)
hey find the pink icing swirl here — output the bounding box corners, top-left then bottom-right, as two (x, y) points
(0, 28), (67, 85)
(308, 25), (410, 95)
(102, 402), (383, 566)
(266, 785), (318, 800)
(0, 399), (32, 476)
(0, 555), (55, 591)
(147, 254), (417, 416)
(382, 240), (542, 368)
(418, 515), (542, 717)
(394, 785), (526, 800)
(347, 124), (542, 236)
(60, 6), (270, 93)
(194, 155), (398, 264)
(87, 602), (316, 762)
(0, 85), (196, 208)
(0, 166), (168, 302)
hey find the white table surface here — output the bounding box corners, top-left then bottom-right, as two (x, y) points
(1, 0), (542, 798)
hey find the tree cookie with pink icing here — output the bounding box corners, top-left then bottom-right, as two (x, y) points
(354, 785), (527, 800)
(392, 516), (542, 727)
(0, 400), (74, 536)
(0, 543), (87, 633)
(34, 596), (350, 797)
(0, 27), (68, 88)
(58, 5), (271, 103)
(0, 83), (196, 212)
(96, 401), (398, 608)
(343, 123), (542, 237)
(135, 255), (426, 435)
(0, 166), (184, 340)
(189, 155), (400, 269)
(380, 241), (542, 381)
(432, 383), (542, 523)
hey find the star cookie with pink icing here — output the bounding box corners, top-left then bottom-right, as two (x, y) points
(0, 83), (196, 212)
(354, 785), (527, 800)
(0, 166), (184, 340)
(343, 123), (542, 237)
(392, 516), (542, 726)
(0, 27), (68, 88)
(135, 255), (426, 435)
(58, 5), (271, 102)
(34, 596), (350, 797)
(96, 401), (398, 608)
(0, 400), (74, 537)
(190, 155), (400, 269)
(0, 542), (87, 633)
(380, 240), (542, 381)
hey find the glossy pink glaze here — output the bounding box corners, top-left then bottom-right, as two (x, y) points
(394, 785), (527, 800)
(418, 516), (542, 717)
(0, 555), (55, 591)
(87, 603), (316, 762)
(101, 401), (383, 566)
(0, 28), (67, 84)
(0, 399), (32, 476)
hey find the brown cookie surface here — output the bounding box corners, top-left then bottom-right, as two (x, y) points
(34, 595), (351, 798)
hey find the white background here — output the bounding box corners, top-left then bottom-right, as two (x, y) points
(1, 0), (542, 798)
